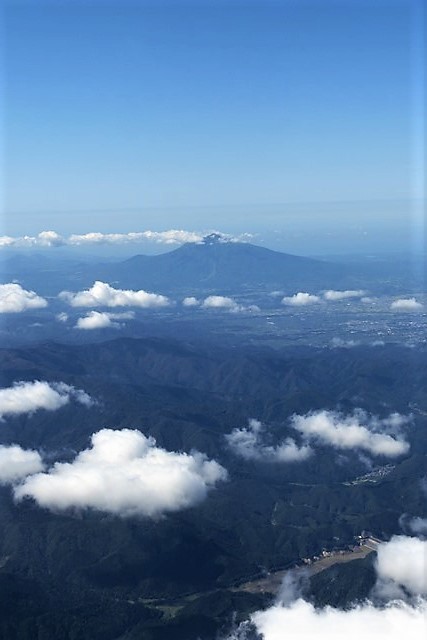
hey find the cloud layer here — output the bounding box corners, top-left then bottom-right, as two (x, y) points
(0, 445), (44, 484)
(0, 229), (251, 248)
(60, 281), (170, 308)
(0, 381), (92, 419)
(290, 410), (410, 458)
(0, 283), (48, 313)
(226, 419), (312, 463)
(14, 428), (227, 517)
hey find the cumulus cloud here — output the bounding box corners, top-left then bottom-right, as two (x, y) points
(0, 231), (65, 248)
(0, 381), (92, 419)
(375, 535), (427, 597)
(75, 310), (135, 330)
(239, 597), (427, 640)
(202, 295), (239, 310)
(281, 292), (321, 306)
(0, 445), (44, 484)
(56, 312), (68, 323)
(290, 410), (410, 458)
(182, 296), (200, 307)
(390, 298), (423, 311)
(226, 419), (312, 463)
(59, 281), (170, 308)
(202, 296), (259, 313)
(323, 289), (366, 301)
(0, 283), (48, 313)
(14, 428), (227, 517)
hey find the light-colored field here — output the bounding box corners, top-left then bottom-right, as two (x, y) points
(233, 545), (374, 595)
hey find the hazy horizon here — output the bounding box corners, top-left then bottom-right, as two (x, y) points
(2, 0), (425, 257)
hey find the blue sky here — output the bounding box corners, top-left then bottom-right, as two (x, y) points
(1, 0), (425, 254)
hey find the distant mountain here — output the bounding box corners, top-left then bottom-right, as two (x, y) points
(89, 234), (351, 294)
(2, 236), (349, 295)
(1, 236), (424, 296)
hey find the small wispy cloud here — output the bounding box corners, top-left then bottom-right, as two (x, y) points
(202, 295), (259, 313)
(0, 283), (48, 313)
(330, 337), (360, 348)
(226, 419), (312, 463)
(323, 289), (366, 301)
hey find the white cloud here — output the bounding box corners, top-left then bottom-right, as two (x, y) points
(226, 419), (312, 463)
(290, 410), (410, 458)
(69, 230), (252, 245)
(0, 236), (18, 247)
(330, 337), (360, 348)
(56, 312), (68, 323)
(323, 289), (366, 301)
(60, 281), (170, 308)
(375, 535), (427, 597)
(241, 598), (427, 640)
(202, 295), (238, 310)
(0, 231), (65, 248)
(0, 229), (252, 248)
(182, 297), (200, 307)
(14, 428), (228, 517)
(408, 517), (427, 536)
(281, 292), (321, 306)
(36, 230), (65, 247)
(68, 230), (206, 246)
(75, 310), (135, 330)
(0, 381), (92, 419)
(0, 445), (44, 484)
(390, 298), (423, 311)
(0, 283), (48, 313)
(201, 296), (259, 313)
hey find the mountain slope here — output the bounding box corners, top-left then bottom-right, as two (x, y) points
(98, 236), (349, 293)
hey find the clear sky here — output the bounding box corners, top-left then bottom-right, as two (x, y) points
(1, 0), (425, 254)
